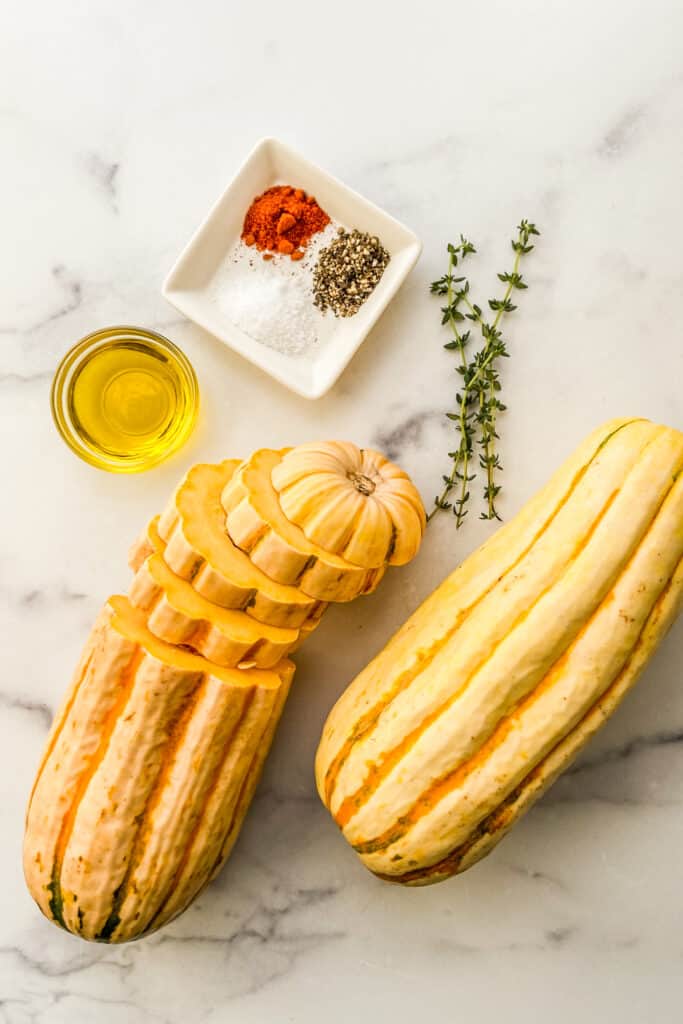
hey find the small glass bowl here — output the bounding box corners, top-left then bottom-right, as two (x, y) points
(50, 326), (199, 473)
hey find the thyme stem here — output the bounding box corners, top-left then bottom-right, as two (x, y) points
(428, 238), (475, 524)
(429, 220), (539, 526)
(426, 239), (476, 525)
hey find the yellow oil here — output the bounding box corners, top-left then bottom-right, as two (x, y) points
(66, 336), (197, 469)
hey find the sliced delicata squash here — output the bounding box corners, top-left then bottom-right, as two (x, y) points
(129, 518), (315, 668)
(131, 460), (326, 628)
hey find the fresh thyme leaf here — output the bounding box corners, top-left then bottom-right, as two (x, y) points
(427, 220), (540, 527)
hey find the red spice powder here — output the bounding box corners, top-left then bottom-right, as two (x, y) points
(242, 185), (330, 260)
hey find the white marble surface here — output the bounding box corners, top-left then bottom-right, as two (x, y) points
(2, 1), (683, 1020)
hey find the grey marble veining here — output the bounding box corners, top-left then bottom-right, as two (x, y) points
(2, 1), (683, 1021)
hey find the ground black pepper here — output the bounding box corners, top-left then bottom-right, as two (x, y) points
(312, 228), (390, 317)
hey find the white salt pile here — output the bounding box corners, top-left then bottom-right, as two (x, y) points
(208, 224), (337, 357)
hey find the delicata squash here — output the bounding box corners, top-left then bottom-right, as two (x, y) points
(24, 439), (425, 942)
(316, 419), (683, 884)
(24, 597), (293, 941)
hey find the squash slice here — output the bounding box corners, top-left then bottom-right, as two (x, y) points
(24, 596), (293, 941)
(316, 418), (683, 883)
(222, 448), (385, 601)
(130, 460), (325, 628)
(129, 518), (315, 667)
(271, 441), (425, 567)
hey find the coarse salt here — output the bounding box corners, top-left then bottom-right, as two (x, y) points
(208, 224), (338, 358)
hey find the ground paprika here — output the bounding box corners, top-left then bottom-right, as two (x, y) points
(242, 185), (330, 260)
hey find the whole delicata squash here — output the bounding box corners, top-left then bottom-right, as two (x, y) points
(130, 460), (326, 629)
(316, 419), (683, 884)
(24, 597), (293, 942)
(271, 441), (426, 568)
(222, 449), (387, 601)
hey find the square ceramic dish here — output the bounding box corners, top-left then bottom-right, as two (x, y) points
(162, 138), (422, 399)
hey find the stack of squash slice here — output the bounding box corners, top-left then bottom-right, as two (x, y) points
(24, 442), (425, 942)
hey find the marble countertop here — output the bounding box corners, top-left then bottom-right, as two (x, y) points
(3, 2), (683, 1021)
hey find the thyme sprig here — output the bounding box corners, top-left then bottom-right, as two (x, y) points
(428, 220), (539, 526)
(427, 237), (477, 527)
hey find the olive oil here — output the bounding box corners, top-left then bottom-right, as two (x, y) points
(51, 327), (198, 472)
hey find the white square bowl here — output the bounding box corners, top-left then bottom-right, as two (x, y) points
(162, 138), (422, 399)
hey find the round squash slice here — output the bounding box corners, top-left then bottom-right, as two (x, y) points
(130, 460), (326, 629)
(129, 518), (316, 668)
(222, 449), (386, 602)
(271, 441), (426, 568)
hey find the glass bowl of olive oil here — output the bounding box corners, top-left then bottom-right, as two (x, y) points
(51, 326), (199, 472)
